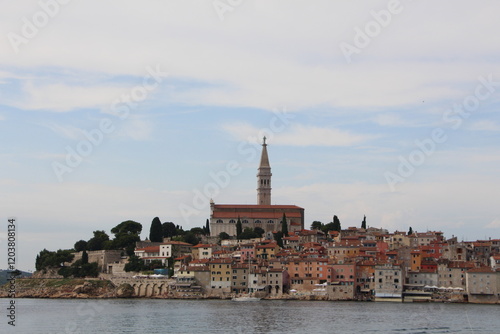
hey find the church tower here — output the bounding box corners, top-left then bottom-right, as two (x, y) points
(257, 136), (272, 205)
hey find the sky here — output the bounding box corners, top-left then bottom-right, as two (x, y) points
(1, 0), (499, 271)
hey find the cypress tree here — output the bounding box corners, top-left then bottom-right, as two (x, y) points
(361, 215), (366, 229)
(205, 219), (210, 235)
(333, 215), (341, 232)
(408, 226), (413, 235)
(236, 217), (243, 238)
(82, 250), (89, 265)
(281, 213), (288, 236)
(149, 217), (163, 242)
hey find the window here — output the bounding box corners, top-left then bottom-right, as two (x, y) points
(267, 220), (274, 224)
(216, 219), (223, 224)
(255, 220), (262, 224)
(242, 220), (249, 224)
(229, 219), (236, 224)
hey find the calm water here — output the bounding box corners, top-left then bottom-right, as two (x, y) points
(3, 299), (499, 334)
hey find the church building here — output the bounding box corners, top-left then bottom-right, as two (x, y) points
(209, 137), (305, 237)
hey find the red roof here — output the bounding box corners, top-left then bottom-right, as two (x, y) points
(214, 204), (303, 209)
(212, 204), (303, 219)
(193, 244), (213, 248)
(136, 246), (160, 253)
(468, 267), (495, 273)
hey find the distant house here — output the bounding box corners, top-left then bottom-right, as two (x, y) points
(374, 263), (404, 302)
(466, 267), (500, 304)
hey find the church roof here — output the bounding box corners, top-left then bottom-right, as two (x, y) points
(214, 204), (303, 210)
(212, 204), (303, 219)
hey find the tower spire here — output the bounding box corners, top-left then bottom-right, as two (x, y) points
(257, 137), (272, 205)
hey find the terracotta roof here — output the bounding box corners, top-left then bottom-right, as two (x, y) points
(256, 244), (278, 249)
(193, 244), (213, 248)
(209, 258), (233, 264)
(161, 241), (193, 246)
(135, 246), (160, 253)
(467, 267), (495, 273)
(214, 204), (303, 210)
(185, 266), (209, 272)
(213, 212), (302, 219)
(447, 261), (475, 269)
(189, 259), (210, 265)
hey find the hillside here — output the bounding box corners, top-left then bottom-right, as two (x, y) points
(0, 269), (32, 285)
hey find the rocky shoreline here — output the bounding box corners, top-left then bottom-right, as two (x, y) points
(0, 278), (335, 300)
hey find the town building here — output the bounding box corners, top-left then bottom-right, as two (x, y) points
(466, 267), (500, 304)
(374, 263), (404, 302)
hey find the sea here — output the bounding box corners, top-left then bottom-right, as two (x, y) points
(3, 299), (499, 334)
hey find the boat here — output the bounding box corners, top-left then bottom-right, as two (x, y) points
(232, 295), (261, 302)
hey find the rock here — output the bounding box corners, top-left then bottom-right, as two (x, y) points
(116, 283), (135, 298)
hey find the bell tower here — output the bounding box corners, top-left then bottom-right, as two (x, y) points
(257, 136), (272, 205)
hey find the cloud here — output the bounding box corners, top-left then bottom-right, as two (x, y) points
(485, 219), (500, 229)
(42, 122), (84, 140)
(113, 116), (154, 141)
(222, 122), (374, 147)
(10, 81), (129, 112)
(468, 120), (500, 132)
(1, 2), (500, 112)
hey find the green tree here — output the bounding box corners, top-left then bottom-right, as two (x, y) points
(149, 217), (163, 242)
(281, 213), (288, 237)
(87, 230), (110, 251)
(311, 221), (323, 230)
(111, 221), (142, 256)
(333, 215), (341, 232)
(236, 217), (243, 238)
(321, 222), (335, 234)
(361, 215), (366, 229)
(254, 227), (265, 238)
(190, 227), (205, 235)
(81, 250), (89, 265)
(74, 240), (88, 252)
(219, 232), (230, 240)
(205, 219), (210, 235)
(239, 227), (259, 239)
(111, 220), (142, 236)
(408, 226), (413, 235)
(162, 222), (177, 238)
(183, 232), (200, 245)
(274, 231), (284, 248)
(124, 255), (147, 272)
(35, 249), (75, 271)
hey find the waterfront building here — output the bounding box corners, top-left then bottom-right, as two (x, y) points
(466, 267), (500, 304)
(374, 263), (404, 302)
(209, 258), (233, 293)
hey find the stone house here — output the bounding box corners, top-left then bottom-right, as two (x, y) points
(466, 267), (500, 304)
